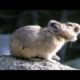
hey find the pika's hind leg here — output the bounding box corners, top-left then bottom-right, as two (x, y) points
(22, 48), (37, 58)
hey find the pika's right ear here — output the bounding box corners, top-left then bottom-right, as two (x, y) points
(48, 20), (60, 29)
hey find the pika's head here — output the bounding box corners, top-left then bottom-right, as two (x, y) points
(65, 22), (80, 42)
(47, 20), (80, 42)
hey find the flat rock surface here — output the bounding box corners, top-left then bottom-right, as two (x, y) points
(0, 55), (78, 70)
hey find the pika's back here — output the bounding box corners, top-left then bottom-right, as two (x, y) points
(11, 25), (41, 42)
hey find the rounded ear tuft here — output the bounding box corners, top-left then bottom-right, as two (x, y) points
(48, 20), (56, 26)
(50, 23), (57, 29)
(48, 20), (60, 30)
(48, 20), (60, 27)
(47, 20), (61, 32)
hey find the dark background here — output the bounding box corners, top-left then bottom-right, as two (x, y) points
(0, 10), (80, 61)
(1, 10), (80, 34)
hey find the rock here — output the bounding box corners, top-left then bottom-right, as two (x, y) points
(0, 55), (78, 70)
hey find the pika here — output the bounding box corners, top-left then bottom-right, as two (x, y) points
(10, 20), (80, 63)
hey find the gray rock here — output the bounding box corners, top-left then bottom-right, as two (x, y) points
(0, 55), (78, 70)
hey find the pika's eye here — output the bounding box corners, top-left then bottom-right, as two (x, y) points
(74, 27), (79, 32)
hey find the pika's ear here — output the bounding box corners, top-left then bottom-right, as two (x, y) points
(48, 20), (60, 29)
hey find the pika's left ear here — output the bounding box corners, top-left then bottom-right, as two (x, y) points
(48, 20), (60, 30)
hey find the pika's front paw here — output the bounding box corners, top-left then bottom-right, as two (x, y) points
(52, 55), (60, 61)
